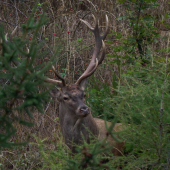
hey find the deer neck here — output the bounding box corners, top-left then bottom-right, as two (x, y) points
(58, 103), (80, 128)
(58, 102), (99, 135)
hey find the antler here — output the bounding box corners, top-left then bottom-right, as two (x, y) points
(52, 66), (66, 86)
(76, 15), (109, 85)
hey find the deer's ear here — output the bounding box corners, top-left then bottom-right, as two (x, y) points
(79, 79), (88, 91)
(50, 88), (62, 101)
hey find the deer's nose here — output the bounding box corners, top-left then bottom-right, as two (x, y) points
(80, 106), (89, 115)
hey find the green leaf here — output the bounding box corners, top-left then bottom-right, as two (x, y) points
(118, 15), (127, 20)
(77, 37), (83, 42)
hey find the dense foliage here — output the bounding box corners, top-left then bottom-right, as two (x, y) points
(0, 0), (170, 169)
(0, 6), (53, 149)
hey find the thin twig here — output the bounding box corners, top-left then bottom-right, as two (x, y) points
(166, 148), (170, 170)
(14, 0), (18, 26)
(0, 19), (15, 26)
(0, 1), (27, 18)
(35, 98), (52, 133)
(158, 33), (169, 161)
(2, 156), (18, 170)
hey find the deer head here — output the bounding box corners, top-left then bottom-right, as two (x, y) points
(51, 84), (89, 119)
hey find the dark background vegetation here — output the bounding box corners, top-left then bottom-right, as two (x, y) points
(0, 0), (170, 169)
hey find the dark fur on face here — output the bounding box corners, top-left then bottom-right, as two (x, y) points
(64, 84), (85, 101)
(59, 84), (88, 118)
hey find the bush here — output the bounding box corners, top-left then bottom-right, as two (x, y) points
(0, 5), (53, 150)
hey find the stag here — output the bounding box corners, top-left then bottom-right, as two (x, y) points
(3, 16), (124, 155)
(48, 15), (125, 155)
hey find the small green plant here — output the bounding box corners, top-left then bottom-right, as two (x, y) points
(111, 60), (170, 169)
(107, 0), (160, 78)
(86, 77), (117, 120)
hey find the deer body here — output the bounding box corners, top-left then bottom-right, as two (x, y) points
(94, 118), (124, 155)
(49, 15), (125, 155)
(59, 101), (99, 152)
(51, 84), (124, 155)
(60, 110), (124, 155)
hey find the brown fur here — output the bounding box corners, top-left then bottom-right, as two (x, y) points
(94, 118), (125, 156)
(52, 84), (125, 155)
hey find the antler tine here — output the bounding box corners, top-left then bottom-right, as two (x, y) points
(5, 33), (8, 42)
(101, 15), (109, 40)
(76, 15), (109, 85)
(44, 78), (62, 85)
(80, 14), (97, 31)
(5, 26), (18, 42)
(10, 26), (18, 39)
(52, 66), (66, 86)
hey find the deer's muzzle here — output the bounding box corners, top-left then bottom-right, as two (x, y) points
(77, 106), (89, 117)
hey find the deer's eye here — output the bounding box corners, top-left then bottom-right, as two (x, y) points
(63, 97), (69, 100)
